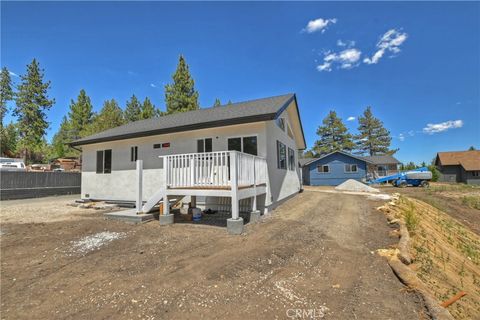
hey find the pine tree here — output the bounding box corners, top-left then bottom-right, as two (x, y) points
(140, 97), (157, 119)
(313, 111), (354, 155)
(468, 146), (476, 151)
(124, 94), (142, 122)
(0, 122), (18, 157)
(89, 99), (124, 133)
(51, 116), (72, 158)
(213, 98), (222, 107)
(68, 89), (93, 139)
(164, 55), (199, 114)
(0, 67), (14, 128)
(14, 59), (55, 163)
(355, 106), (395, 156)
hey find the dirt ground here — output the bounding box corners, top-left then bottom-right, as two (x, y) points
(1, 191), (426, 319)
(379, 184), (480, 235)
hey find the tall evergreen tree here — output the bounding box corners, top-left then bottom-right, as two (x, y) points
(0, 122), (18, 157)
(51, 116), (72, 158)
(124, 94), (142, 122)
(164, 55), (199, 114)
(14, 59), (55, 163)
(140, 97), (157, 119)
(213, 98), (222, 107)
(355, 106), (395, 156)
(88, 99), (124, 133)
(68, 89), (93, 139)
(0, 67), (14, 128)
(313, 110), (354, 155)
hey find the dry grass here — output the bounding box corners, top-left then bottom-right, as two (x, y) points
(391, 196), (480, 319)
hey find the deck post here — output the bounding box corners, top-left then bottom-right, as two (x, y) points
(159, 194), (174, 225)
(227, 151), (243, 234)
(136, 160), (143, 214)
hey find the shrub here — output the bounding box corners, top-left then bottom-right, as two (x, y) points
(404, 202), (420, 232)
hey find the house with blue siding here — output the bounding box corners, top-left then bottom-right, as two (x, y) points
(300, 151), (401, 186)
(301, 151), (370, 186)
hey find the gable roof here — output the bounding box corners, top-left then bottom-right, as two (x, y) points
(362, 155), (401, 165)
(436, 150), (480, 171)
(71, 93), (306, 148)
(299, 151), (372, 167)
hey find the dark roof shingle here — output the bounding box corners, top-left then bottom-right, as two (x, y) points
(362, 155), (401, 165)
(71, 94), (297, 146)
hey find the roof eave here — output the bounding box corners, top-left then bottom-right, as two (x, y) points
(70, 113), (276, 147)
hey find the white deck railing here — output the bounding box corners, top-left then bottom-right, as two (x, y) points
(164, 151), (267, 189)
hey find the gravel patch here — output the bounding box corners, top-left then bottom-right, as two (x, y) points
(335, 179), (380, 193)
(69, 231), (126, 255)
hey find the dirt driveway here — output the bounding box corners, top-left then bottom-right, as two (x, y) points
(1, 191), (425, 319)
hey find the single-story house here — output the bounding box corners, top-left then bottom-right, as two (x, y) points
(435, 150), (480, 184)
(70, 93), (306, 232)
(300, 151), (401, 186)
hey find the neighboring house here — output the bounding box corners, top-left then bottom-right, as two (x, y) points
(70, 93), (306, 231)
(364, 155), (401, 178)
(435, 150), (480, 184)
(300, 152), (401, 186)
(300, 151), (369, 186)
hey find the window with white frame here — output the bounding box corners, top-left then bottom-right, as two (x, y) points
(345, 164), (358, 173)
(288, 147), (295, 171)
(277, 141), (286, 169)
(96, 149), (112, 174)
(197, 138), (212, 153)
(317, 165), (329, 173)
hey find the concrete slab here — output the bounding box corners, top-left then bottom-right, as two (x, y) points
(104, 209), (156, 224)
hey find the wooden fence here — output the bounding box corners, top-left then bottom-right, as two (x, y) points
(0, 171), (81, 200)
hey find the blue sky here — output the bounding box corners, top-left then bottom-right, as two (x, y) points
(2, 1), (479, 164)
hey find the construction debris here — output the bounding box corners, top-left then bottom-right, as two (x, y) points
(335, 179), (380, 193)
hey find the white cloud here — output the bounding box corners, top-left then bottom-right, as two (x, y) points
(317, 48), (362, 72)
(150, 83), (157, 88)
(423, 120), (463, 134)
(399, 133), (405, 142)
(408, 130), (415, 136)
(8, 71), (18, 77)
(364, 29), (408, 64)
(303, 18), (337, 34)
(337, 39), (355, 47)
(347, 116), (356, 121)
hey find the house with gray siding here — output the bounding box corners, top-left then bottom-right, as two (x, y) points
(435, 150), (480, 184)
(70, 94), (306, 233)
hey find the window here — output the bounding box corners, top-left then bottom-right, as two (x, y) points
(242, 136), (257, 156)
(473, 171), (480, 177)
(277, 141), (286, 169)
(345, 164), (358, 173)
(153, 143), (161, 149)
(130, 146), (138, 162)
(96, 149), (112, 174)
(317, 165), (329, 173)
(288, 148), (295, 171)
(276, 118), (285, 131)
(227, 136), (257, 156)
(197, 138), (212, 153)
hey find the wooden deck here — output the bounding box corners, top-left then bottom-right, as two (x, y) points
(170, 183), (266, 191)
